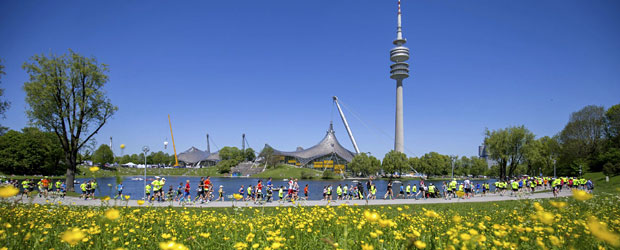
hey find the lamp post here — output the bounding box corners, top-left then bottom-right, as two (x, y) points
(142, 146), (150, 200)
(450, 155), (457, 179)
(553, 159), (558, 179)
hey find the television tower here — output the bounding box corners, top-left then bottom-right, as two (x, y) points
(390, 0), (410, 153)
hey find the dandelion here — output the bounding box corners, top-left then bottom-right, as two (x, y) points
(102, 196), (111, 201)
(549, 201), (567, 209)
(424, 210), (439, 218)
(161, 233), (171, 239)
(572, 189), (592, 201)
(137, 200), (145, 205)
(588, 216), (620, 247)
(537, 211), (555, 225)
(0, 185), (19, 198)
(234, 242), (248, 250)
(233, 194), (243, 200)
(460, 233), (471, 241)
(60, 228), (85, 246)
(124, 195), (130, 200)
(414, 240), (426, 249)
(361, 243), (374, 250)
(364, 211), (379, 222)
(104, 208), (120, 220)
(549, 235), (561, 246)
(89, 166), (100, 172)
(159, 241), (188, 250)
(452, 215), (462, 223)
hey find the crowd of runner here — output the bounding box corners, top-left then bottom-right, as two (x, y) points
(4, 175), (593, 203)
(137, 175), (594, 205)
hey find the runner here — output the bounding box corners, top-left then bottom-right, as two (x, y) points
(114, 182), (124, 200)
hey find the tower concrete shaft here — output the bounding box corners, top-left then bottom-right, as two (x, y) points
(390, 0), (410, 153)
(395, 80), (404, 152)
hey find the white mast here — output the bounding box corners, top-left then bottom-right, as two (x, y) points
(333, 96), (360, 154)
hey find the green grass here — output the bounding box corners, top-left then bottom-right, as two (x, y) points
(583, 171), (620, 194)
(76, 165), (225, 178)
(251, 164), (324, 180)
(2, 192), (619, 249)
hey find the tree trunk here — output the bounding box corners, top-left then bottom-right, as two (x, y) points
(65, 152), (77, 192)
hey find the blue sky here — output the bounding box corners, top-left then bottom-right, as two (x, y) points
(1, 0), (619, 159)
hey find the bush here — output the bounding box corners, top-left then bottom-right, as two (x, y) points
(321, 170), (336, 179)
(602, 162), (620, 176)
(216, 159), (237, 174)
(300, 170), (313, 180)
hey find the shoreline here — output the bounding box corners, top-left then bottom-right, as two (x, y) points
(8, 189), (572, 208)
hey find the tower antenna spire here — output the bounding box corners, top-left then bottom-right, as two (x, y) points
(397, 0), (403, 40)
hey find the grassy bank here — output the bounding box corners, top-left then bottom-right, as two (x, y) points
(583, 171), (620, 194)
(75, 165), (225, 178)
(251, 164), (325, 180)
(1, 190), (618, 249)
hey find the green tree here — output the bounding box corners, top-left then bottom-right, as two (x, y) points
(244, 148), (256, 162)
(219, 146), (243, 162)
(349, 153), (379, 177)
(258, 146), (278, 167)
(420, 152), (450, 177)
(92, 144), (114, 166)
(22, 50), (117, 191)
(469, 156), (488, 177)
(0, 59), (10, 135)
(408, 157), (421, 174)
(484, 125), (535, 180)
(0, 128), (64, 175)
(382, 150), (408, 177)
(348, 153), (370, 177)
(557, 105), (606, 174)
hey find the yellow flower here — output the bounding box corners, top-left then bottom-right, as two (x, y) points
(161, 233), (171, 239)
(89, 166), (100, 172)
(252, 243), (260, 249)
(60, 228), (85, 246)
(234, 242), (248, 250)
(104, 208), (120, 220)
(537, 211), (555, 225)
(200, 233), (211, 238)
(233, 194), (243, 200)
(460, 233), (471, 241)
(549, 201), (567, 209)
(124, 195), (130, 200)
(271, 242), (282, 249)
(159, 241), (188, 250)
(137, 200), (145, 205)
(0, 185), (19, 198)
(572, 189), (592, 201)
(452, 215), (462, 223)
(361, 243), (374, 250)
(364, 211), (379, 222)
(549, 236), (561, 246)
(588, 216), (620, 247)
(102, 196), (111, 201)
(424, 210), (439, 218)
(414, 240), (426, 249)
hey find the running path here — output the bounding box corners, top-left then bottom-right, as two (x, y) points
(10, 190), (572, 208)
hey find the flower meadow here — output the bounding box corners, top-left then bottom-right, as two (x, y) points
(0, 189), (618, 249)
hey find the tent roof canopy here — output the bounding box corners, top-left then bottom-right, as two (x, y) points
(177, 146), (219, 164)
(266, 123), (356, 165)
